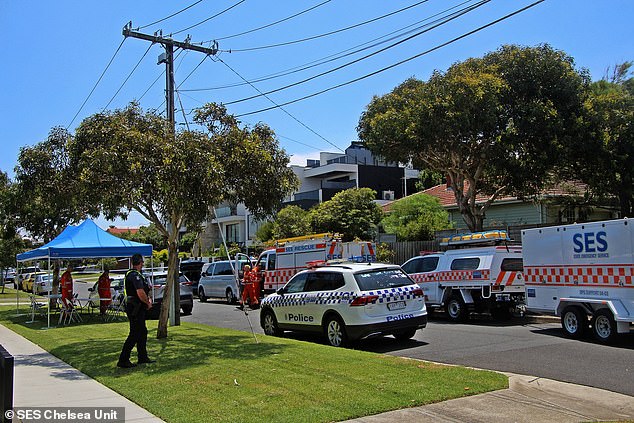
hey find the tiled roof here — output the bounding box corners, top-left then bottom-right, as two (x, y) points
(382, 181), (589, 211)
(106, 227), (139, 235)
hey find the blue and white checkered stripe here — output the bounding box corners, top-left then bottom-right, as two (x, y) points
(263, 286), (420, 308)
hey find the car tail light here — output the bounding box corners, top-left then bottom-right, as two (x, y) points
(350, 294), (379, 306)
(181, 281), (192, 286)
(411, 287), (424, 297)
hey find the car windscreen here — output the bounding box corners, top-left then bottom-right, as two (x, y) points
(354, 268), (412, 291)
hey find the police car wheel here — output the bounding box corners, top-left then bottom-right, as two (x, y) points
(592, 309), (617, 343)
(561, 306), (587, 339)
(324, 316), (348, 347)
(261, 309), (281, 336)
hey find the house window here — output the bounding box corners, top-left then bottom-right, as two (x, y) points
(226, 224), (239, 243)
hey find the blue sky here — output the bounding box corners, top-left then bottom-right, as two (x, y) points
(1, 0), (632, 228)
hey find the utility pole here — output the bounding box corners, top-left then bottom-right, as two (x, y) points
(122, 22), (218, 326)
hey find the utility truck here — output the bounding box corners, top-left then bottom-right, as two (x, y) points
(522, 218), (634, 343)
(401, 231), (525, 321)
(256, 234), (377, 294)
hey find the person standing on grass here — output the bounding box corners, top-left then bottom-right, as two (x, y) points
(117, 254), (155, 368)
(97, 268), (112, 315)
(60, 263), (74, 308)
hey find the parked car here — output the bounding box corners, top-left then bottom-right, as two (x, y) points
(22, 271), (46, 293)
(146, 272), (194, 319)
(17, 266), (40, 290)
(259, 262), (428, 347)
(198, 259), (250, 304)
(179, 259), (208, 295)
(33, 273), (54, 295)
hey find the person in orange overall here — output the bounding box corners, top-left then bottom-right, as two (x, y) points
(97, 269), (112, 315)
(251, 264), (262, 302)
(60, 263), (74, 309)
(240, 265), (260, 309)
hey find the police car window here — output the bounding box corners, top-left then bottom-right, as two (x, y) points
(501, 258), (523, 272)
(285, 272), (308, 293)
(450, 258), (480, 270)
(304, 272), (345, 292)
(354, 269), (411, 290)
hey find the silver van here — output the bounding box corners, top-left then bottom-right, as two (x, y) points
(198, 260), (249, 304)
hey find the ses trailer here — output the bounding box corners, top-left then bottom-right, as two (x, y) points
(522, 218), (634, 343)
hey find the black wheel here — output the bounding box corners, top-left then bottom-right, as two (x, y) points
(198, 287), (207, 302)
(324, 315), (348, 347)
(261, 308), (281, 336)
(561, 306), (587, 339)
(393, 328), (417, 341)
(592, 309), (617, 343)
(181, 305), (193, 315)
(226, 288), (235, 305)
(446, 295), (468, 322)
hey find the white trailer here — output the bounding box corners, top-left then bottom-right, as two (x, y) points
(522, 218), (634, 343)
(256, 234), (377, 294)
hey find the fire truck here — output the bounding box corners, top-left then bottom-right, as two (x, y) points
(401, 230), (525, 321)
(522, 218), (634, 343)
(255, 234), (377, 294)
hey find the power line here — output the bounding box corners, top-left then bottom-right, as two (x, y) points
(66, 38), (126, 129)
(226, 0), (488, 106)
(171, 0), (247, 36)
(136, 0), (206, 30)
(207, 0), (333, 42)
(236, 0), (546, 117)
(103, 43), (154, 110)
(218, 57), (344, 152)
(223, 0), (430, 53)
(139, 49), (186, 101)
(183, 0), (479, 93)
(156, 53), (211, 111)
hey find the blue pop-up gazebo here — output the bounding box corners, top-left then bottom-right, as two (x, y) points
(16, 219), (152, 327)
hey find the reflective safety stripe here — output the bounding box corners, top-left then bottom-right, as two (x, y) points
(525, 265), (634, 286)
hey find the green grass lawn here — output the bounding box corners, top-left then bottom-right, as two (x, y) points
(0, 286), (40, 301)
(0, 307), (507, 423)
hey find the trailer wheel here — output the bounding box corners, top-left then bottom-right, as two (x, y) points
(561, 306), (587, 339)
(592, 309), (617, 343)
(446, 295), (468, 322)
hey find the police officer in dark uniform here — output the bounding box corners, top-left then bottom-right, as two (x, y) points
(117, 253), (155, 368)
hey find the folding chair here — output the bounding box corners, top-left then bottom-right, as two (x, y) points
(59, 298), (82, 325)
(30, 296), (47, 319)
(106, 293), (126, 322)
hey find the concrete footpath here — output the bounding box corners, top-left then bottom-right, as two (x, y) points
(1, 324), (633, 423)
(0, 324), (163, 423)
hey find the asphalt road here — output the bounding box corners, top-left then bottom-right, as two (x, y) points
(182, 299), (634, 396)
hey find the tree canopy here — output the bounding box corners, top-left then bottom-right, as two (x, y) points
(358, 44), (589, 231)
(381, 194), (451, 241)
(271, 205), (312, 240)
(70, 102), (298, 337)
(311, 188), (383, 241)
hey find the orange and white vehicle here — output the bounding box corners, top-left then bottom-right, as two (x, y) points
(522, 218), (634, 343)
(401, 231), (524, 321)
(256, 234), (377, 294)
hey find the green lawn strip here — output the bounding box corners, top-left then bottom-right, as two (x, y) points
(0, 308), (507, 423)
(0, 287), (43, 301)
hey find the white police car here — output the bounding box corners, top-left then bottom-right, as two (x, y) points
(259, 262), (427, 347)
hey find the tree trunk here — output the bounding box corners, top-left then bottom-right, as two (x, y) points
(156, 239), (180, 338)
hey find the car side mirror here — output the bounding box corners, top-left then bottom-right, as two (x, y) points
(88, 287), (94, 292)
(277, 287), (286, 295)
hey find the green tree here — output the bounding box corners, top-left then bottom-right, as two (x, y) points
(569, 62), (633, 217)
(70, 102), (298, 338)
(381, 194), (450, 241)
(0, 171), (24, 293)
(272, 205), (311, 239)
(310, 188), (383, 241)
(255, 220), (275, 243)
(358, 44), (588, 231)
(13, 128), (95, 298)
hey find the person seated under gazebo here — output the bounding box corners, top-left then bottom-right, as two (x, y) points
(98, 268), (112, 315)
